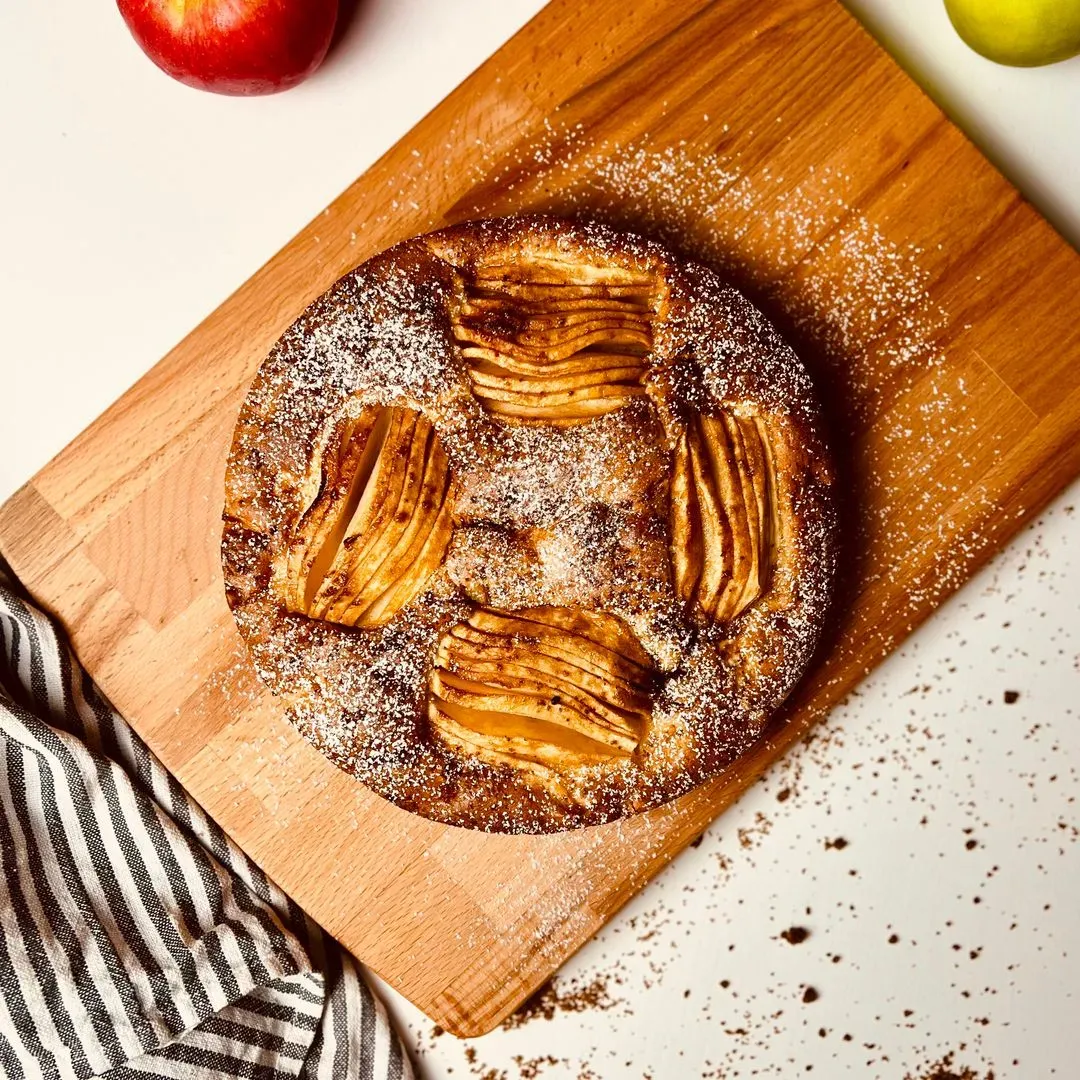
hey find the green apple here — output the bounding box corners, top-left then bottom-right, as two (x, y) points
(944, 0), (1080, 66)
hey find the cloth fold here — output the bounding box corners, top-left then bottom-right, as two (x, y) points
(0, 564), (413, 1080)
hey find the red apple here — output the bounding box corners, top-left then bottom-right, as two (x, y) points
(116, 0), (339, 96)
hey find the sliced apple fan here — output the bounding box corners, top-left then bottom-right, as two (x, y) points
(429, 606), (657, 772)
(452, 257), (658, 424)
(283, 405), (454, 628)
(670, 410), (785, 623)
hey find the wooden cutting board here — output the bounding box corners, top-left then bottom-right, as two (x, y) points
(4, 0), (1080, 1037)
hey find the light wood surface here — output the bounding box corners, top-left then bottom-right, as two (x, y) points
(3, 0), (1080, 1037)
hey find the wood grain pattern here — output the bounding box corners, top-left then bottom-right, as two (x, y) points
(4, 0), (1080, 1036)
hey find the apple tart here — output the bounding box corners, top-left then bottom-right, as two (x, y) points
(222, 215), (837, 833)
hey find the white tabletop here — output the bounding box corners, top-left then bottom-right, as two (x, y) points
(2, 2), (1078, 1077)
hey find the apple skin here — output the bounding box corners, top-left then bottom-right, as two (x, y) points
(116, 0), (339, 95)
(944, 0), (1080, 67)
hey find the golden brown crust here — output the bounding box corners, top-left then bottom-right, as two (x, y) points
(222, 215), (837, 833)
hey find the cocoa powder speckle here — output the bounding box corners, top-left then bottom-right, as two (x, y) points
(501, 976), (620, 1030)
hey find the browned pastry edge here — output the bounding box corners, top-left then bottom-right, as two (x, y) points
(221, 214), (838, 833)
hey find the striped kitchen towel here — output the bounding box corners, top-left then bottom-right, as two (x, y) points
(0, 562), (413, 1080)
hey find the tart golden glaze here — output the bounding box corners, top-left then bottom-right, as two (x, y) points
(222, 215), (837, 833)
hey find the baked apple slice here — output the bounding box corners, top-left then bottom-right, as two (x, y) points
(450, 254), (659, 425)
(671, 410), (782, 623)
(428, 605), (656, 772)
(281, 404), (454, 628)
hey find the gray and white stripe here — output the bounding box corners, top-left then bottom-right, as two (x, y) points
(0, 563), (412, 1080)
